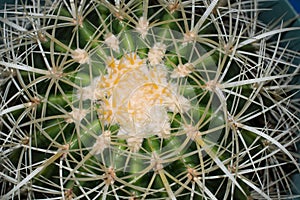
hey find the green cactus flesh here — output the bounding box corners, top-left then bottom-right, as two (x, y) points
(1, 0), (300, 199)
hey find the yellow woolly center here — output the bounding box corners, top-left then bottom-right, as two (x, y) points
(127, 82), (172, 122)
(96, 52), (190, 144)
(98, 53), (173, 126)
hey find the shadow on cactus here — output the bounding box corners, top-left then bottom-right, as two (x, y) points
(1, 0), (300, 199)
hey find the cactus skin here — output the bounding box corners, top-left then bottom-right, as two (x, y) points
(1, 0), (300, 199)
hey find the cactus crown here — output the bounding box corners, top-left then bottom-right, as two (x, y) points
(1, 0), (300, 199)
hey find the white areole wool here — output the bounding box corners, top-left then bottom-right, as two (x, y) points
(89, 51), (192, 152)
